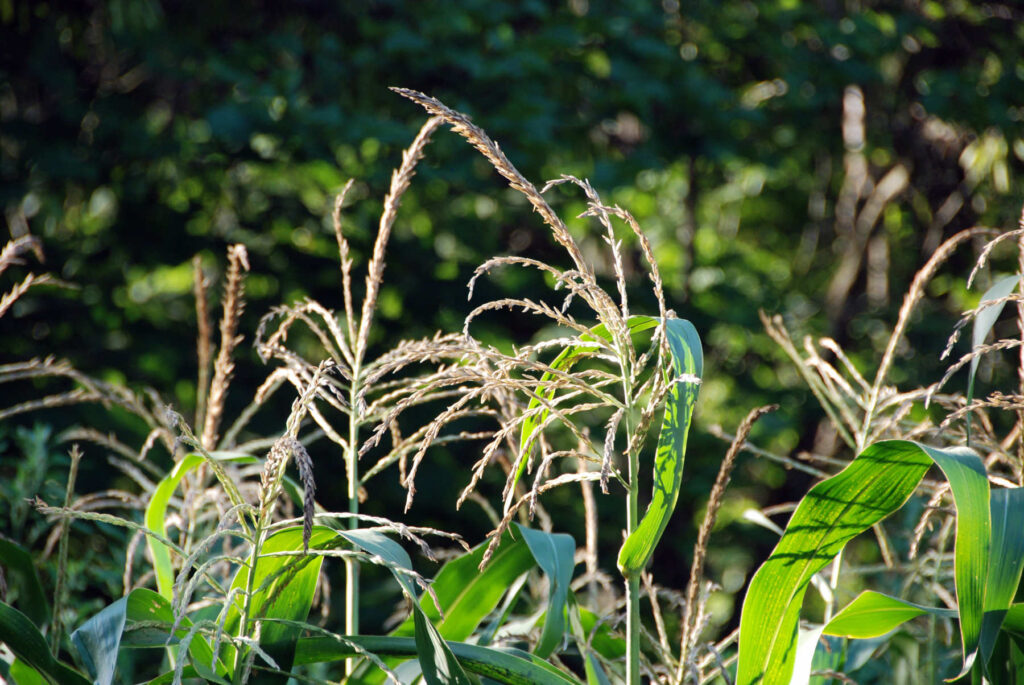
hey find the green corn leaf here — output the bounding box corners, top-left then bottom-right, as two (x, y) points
(0, 601), (89, 685)
(618, 317), (703, 576)
(8, 658), (50, 685)
(393, 531), (534, 641)
(980, 487), (1024, 671)
(1001, 605), (1024, 637)
(222, 525), (334, 682)
(567, 595), (617, 685)
(515, 316), (661, 495)
(966, 274), (1021, 440)
(355, 534), (535, 685)
(512, 523), (576, 658)
(71, 587), (227, 684)
(0, 537), (50, 627)
(145, 452), (257, 600)
(293, 634), (582, 685)
(824, 591), (958, 639)
(737, 440), (988, 685)
(339, 528), (472, 685)
(822, 487), (1024, 677)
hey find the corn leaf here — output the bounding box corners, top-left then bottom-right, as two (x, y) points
(0, 601), (89, 685)
(617, 317), (703, 575)
(392, 531), (534, 641)
(72, 587), (227, 683)
(979, 486), (1024, 671)
(824, 591), (958, 639)
(339, 528), (472, 685)
(737, 440), (988, 684)
(144, 452), (257, 600)
(294, 634), (582, 685)
(513, 523), (576, 657)
(966, 274), (1021, 440)
(515, 316), (660, 494)
(221, 525), (334, 682)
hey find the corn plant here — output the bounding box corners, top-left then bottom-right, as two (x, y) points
(737, 216), (1024, 683)
(381, 89), (717, 684)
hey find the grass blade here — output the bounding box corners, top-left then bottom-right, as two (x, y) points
(617, 317), (703, 576)
(737, 440), (988, 684)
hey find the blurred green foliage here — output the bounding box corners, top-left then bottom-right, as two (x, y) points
(2, 0), (1024, 632)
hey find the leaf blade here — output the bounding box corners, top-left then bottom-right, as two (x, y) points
(617, 317), (703, 575)
(737, 440), (987, 684)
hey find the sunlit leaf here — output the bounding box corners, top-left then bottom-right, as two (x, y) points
(71, 587), (227, 685)
(392, 531), (533, 642)
(145, 452), (257, 600)
(824, 591), (957, 639)
(221, 525), (334, 682)
(618, 317), (703, 575)
(737, 440), (988, 684)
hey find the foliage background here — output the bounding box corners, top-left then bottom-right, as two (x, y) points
(2, 0), (1023, 638)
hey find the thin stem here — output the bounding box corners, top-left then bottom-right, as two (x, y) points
(50, 445), (82, 655)
(345, 359), (361, 675)
(236, 521), (264, 682)
(621, 351), (641, 685)
(1016, 214), (1024, 482)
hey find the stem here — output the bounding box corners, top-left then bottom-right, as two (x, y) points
(1016, 224), (1024, 483)
(236, 525), (264, 682)
(626, 463), (641, 685)
(623, 375), (641, 685)
(345, 360), (362, 675)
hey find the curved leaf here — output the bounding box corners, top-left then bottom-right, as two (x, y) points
(71, 588), (227, 684)
(824, 590), (957, 639)
(513, 523), (576, 657)
(980, 487), (1024, 669)
(145, 452), (257, 600)
(339, 528), (471, 685)
(294, 634), (581, 685)
(393, 531), (534, 641)
(737, 440), (988, 684)
(0, 601), (89, 685)
(618, 317), (703, 575)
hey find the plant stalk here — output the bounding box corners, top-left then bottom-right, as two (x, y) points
(345, 361), (361, 676)
(625, 397), (641, 685)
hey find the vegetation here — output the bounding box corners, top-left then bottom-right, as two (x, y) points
(4, 2), (1024, 684)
